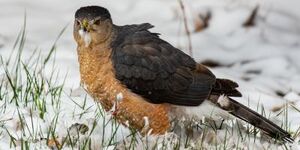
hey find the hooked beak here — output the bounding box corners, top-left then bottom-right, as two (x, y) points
(78, 19), (92, 47)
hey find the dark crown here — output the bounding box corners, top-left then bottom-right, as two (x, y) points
(75, 6), (111, 20)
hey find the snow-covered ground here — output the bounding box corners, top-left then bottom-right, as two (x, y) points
(0, 0), (300, 149)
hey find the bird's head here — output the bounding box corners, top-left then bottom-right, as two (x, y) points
(74, 6), (113, 47)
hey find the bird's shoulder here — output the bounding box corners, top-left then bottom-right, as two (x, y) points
(111, 23), (196, 70)
(111, 23), (158, 49)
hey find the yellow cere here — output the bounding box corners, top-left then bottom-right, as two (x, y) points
(82, 19), (89, 29)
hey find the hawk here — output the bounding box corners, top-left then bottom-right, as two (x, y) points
(73, 6), (293, 142)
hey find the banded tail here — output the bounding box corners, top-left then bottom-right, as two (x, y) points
(209, 79), (293, 143)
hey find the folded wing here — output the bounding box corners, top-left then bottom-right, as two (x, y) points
(111, 23), (216, 106)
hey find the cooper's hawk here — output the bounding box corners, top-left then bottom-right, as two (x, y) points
(73, 6), (293, 142)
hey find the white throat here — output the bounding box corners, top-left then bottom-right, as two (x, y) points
(78, 29), (91, 47)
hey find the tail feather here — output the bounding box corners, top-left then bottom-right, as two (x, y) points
(211, 79), (242, 97)
(209, 95), (293, 143)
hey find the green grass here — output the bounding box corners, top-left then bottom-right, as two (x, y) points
(0, 18), (299, 150)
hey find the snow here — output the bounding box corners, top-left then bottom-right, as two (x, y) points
(1, 0), (300, 149)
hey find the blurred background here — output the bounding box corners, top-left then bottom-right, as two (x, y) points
(0, 0), (300, 149)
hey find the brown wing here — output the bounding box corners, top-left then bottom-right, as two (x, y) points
(111, 23), (216, 106)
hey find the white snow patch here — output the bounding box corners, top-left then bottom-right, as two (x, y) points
(103, 146), (116, 150)
(284, 92), (300, 101)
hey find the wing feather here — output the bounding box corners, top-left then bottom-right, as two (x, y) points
(111, 23), (216, 106)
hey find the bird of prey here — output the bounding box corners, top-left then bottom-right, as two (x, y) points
(73, 6), (293, 142)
